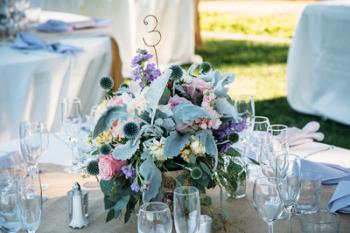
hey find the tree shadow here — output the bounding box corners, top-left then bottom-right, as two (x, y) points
(256, 97), (350, 149)
(196, 39), (289, 66)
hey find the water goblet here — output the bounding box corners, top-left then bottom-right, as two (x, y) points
(16, 172), (43, 233)
(173, 186), (201, 233)
(248, 116), (270, 162)
(61, 98), (83, 173)
(268, 124), (288, 153)
(253, 177), (284, 233)
(137, 202), (172, 233)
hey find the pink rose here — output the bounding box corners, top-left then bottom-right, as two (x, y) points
(168, 95), (187, 110)
(98, 154), (126, 180)
(184, 79), (210, 98)
(108, 96), (124, 107)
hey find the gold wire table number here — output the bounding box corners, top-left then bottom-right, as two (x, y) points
(142, 15), (162, 68)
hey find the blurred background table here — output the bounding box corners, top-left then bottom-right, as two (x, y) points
(0, 11), (122, 141)
(287, 2), (350, 125)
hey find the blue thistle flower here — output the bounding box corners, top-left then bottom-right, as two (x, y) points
(100, 143), (112, 155)
(100, 76), (114, 90)
(86, 160), (99, 176)
(200, 62), (212, 74)
(191, 167), (203, 180)
(169, 64), (183, 80)
(123, 122), (139, 139)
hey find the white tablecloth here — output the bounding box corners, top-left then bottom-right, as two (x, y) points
(287, 2), (350, 125)
(0, 12), (112, 141)
(39, 0), (202, 77)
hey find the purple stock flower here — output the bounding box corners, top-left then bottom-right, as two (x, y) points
(219, 142), (232, 153)
(144, 63), (161, 83)
(121, 166), (136, 179)
(232, 117), (247, 133)
(131, 50), (153, 67)
(131, 182), (140, 192)
(141, 180), (151, 192)
(131, 65), (143, 81)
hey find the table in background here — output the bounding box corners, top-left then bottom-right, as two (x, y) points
(0, 11), (123, 142)
(287, 2), (350, 125)
(39, 0), (202, 76)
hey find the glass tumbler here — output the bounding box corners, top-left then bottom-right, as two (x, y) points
(296, 172), (322, 214)
(300, 210), (340, 233)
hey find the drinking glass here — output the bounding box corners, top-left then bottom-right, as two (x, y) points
(300, 210), (340, 233)
(296, 172), (322, 214)
(0, 177), (21, 233)
(253, 177), (284, 233)
(19, 121), (49, 174)
(259, 144), (277, 177)
(275, 154), (301, 233)
(17, 172), (42, 233)
(268, 124), (288, 153)
(173, 186), (201, 233)
(61, 98), (83, 173)
(137, 202), (172, 233)
(248, 116), (270, 162)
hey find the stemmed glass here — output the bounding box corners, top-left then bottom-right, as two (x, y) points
(253, 177), (284, 233)
(19, 121), (49, 174)
(16, 172), (43, 233)
(137, 202), (172, 233)
(268, 124), (288, 153)
(61, 98), (83, 173)
(259, 144), (278, 177)
(0, 176), (22, 233)
(248, 116), (270, 162)
(275, 154), (301, 233)
(173, 186), (201, 233)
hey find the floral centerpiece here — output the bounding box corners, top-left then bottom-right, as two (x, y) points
(86, 49), (246, 223)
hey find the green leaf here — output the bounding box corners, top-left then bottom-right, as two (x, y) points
(114, 195), (130, 212)
(189, 155), (197, 164)
(196, 130), (218, 157)
(199, 161), (211, 175)
(112, 140), (140, 160)
(140, 159), (162, 202)
(159, 88), (171, 105)
(100, 180), (113, 194)
(225, 148), (240, 157)
(164, 132), (191, 158)
(93, 105), (128, 138)
(173, 102), (210, 125)
(106, 209), (115, 222)
(104, 196), (116, 210)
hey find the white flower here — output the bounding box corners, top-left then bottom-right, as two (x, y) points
(149, 138), (167, 161)
(190, 139), (206, 155)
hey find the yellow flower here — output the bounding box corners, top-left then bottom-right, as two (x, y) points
(150, 138), (167, 161)
(181, 149), (191, 162)
(190, 139), (206, 155)
(95, 130), (112, 145)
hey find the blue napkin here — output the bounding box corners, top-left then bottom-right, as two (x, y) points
(301, 159), (350, 185)
(37, 19), (73, 33)
(11, 33), (83, 55)
(328, 181), (350, 213)
(11, 33), (46, 50)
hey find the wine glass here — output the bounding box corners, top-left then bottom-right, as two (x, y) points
(259, 144), (278, 177)
(137, 202), (172, 233)
(0, 176), (22, 233)
(19, 121), (49, 174)
(253, 177), (284, 233)
(275, 154), (301, 233)
(61, 98), (83, 173)
(248, 116), (270, 162)
(173, 186), (201, 233)
(16, 172), (43, 233)
(268, 124), (288, 153)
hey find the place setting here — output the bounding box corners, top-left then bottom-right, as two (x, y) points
(1, 1), (350, 233)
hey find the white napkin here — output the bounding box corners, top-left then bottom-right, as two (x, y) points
(301, 159), (350, 185)
(328, 181), (350, 213)
(287, 121), (324, 147)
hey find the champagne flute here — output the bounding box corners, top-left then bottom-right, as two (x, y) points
(16, 172), (43, 233)
(61, 98), (83, 173)
(253, 177), (284, 233)
(173, 186), (201, 233)
(275, 154), (301, 233)
(19, 121), (49, 174)
(0, 176), (21, 233)
(268, 124), (288, 153)
(248, 116), (270, 162)
(137, 202), (172, 233)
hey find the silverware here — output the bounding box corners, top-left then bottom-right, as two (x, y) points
(303, 146), (335, 158)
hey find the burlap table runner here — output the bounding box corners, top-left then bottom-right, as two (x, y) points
(38, 164), (350, 233)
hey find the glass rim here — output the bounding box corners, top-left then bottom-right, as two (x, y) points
(174, 186), (199, 196)
(253, 116), (269, 122)
(301, 171), (323, 181)
(268, 124), (288, 131)
(275, 153), (301, 160)
(139, 202), (170, 214)
(254, 176), (283, 184)
(302, 210), (340, 224)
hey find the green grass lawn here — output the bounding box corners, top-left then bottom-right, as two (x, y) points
(196, 39), (350, 149)
(200, 12), (297, 39)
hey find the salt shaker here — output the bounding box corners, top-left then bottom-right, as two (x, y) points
(68, 182), (89, 229)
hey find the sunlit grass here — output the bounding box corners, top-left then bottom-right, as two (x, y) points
(200, 12), (297, 38)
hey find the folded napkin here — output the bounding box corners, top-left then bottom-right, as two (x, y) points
(11, 33), (83, 55)
(287, 121), (324, 147)
(328, 181), (350, 213)
(37, 19), (73, 33)
(301, 159), (350, 185)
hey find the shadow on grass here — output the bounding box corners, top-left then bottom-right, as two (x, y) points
(256, 97), (350, 149)
(196, 39), (289, 66)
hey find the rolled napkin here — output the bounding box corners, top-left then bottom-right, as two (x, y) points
(328, 181), (350, 213)
(37, 19), (73, 33)
(287, 121), (324, 147)
(11, 33), (83, 54)
(301, 159), (350, 185)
